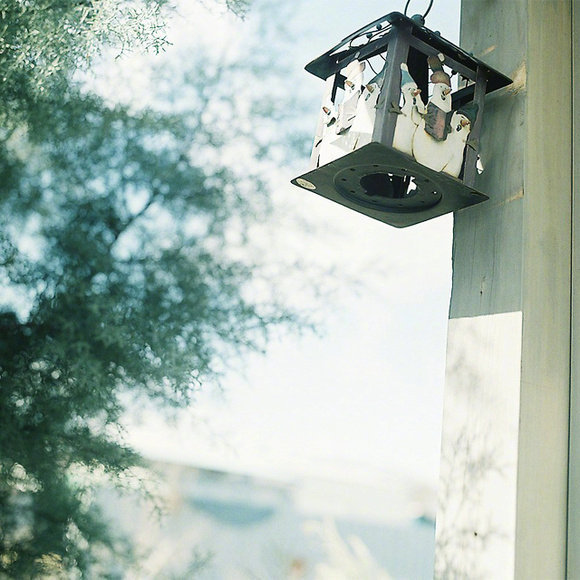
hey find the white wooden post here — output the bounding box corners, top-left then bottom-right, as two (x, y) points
(435, 1), (573, 577)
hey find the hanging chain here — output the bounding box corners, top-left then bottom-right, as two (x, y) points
(403, 0), (434, 19)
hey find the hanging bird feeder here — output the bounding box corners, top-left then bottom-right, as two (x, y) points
(291, 4), (512, 228)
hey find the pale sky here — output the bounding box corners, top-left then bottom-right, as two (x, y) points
(123, 0), (460, 520)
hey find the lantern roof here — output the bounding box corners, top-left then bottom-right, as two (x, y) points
(304, 12), (512, 94)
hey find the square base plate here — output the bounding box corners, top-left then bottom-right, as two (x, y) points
(291, 142), (488, 228)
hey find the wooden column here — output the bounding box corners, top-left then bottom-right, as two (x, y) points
(435, 1), (573, 578)
(568, 0), (580, 575)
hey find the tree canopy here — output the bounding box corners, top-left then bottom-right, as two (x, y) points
(0, 0), (306, 575)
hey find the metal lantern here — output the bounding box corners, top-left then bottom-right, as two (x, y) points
(291, 11), (512, 228)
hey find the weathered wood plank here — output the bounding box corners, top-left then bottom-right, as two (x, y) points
(567, 0), (580, 575)
(516, 1), (572, 576)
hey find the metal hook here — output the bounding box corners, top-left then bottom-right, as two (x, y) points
(403, 0), (434, 19)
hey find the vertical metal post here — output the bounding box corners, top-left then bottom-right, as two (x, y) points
(372, 25), (411, 147)
(462, 67), (487, 187)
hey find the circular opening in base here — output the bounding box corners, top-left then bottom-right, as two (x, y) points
(360, 173), (408, 199)
(333, 164), (443, 214)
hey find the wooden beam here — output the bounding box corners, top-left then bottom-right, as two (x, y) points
(568, 0), (580, 575)
(435, 1), (573, 577)
(516, 1), (572, 576)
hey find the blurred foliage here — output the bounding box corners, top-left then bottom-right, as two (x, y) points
(0, 0), (170, 129)
(0, 0), (307, 576)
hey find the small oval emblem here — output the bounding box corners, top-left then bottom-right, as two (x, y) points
(295, 178), (317, 190)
